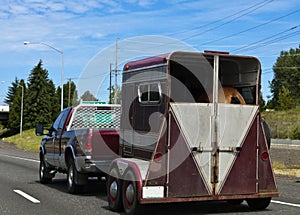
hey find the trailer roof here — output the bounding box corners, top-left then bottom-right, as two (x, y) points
(123, 53), (169, 71)
(123, 51), (260, 73)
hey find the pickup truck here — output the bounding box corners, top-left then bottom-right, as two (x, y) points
(36, 102), (121, 193)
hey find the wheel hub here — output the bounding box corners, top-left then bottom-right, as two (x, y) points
(126, 184), (134, 203)
(110, 181), (118, 199)
(40, 163), (44, 178)
(68, 168), (73, 186)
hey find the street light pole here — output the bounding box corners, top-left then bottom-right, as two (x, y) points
(114, 38), (119, 104)
(24, 41), (64, 111)
(18, 84), (24, 137)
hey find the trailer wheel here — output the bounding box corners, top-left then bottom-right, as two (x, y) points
(67, 159), (83, 194)
(122, 170), (140, 215)
(246, 197), (271, 210)
(227, 199), (244, 205)
(39, 156), (53, 184)
(107, 168), (123, 211)
(263, 121), (271, 149)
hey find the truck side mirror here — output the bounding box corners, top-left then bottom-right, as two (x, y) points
(35, 124), (44, 136)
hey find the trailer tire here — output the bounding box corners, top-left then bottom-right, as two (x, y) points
(263, 121), (271, 149)
(107, 168), (123, 212)
(122, 170), (141, 215)
(67, 159), (83, 194)
(246, 197), (271, 210)
(227, 199), (244, 205)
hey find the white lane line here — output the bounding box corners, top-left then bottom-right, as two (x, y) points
(271, 200), (300, 208)
(0, 153), (39, 163)
(13, 190), (40, 204)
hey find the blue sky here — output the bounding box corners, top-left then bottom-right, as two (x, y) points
(1, 0), (300, 105)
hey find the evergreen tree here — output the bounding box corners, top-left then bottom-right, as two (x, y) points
(278, 85), (293, 110)
(49, 80), (60, 121)
(259, 92), (266, 111)
(4, 77), (19, 106)
(108, 85), (121, 104)
(56, 81), (79, 108)
(24, 60), (52, 128)
(80, 90), (98, 101)
(7, 80), (25, 129)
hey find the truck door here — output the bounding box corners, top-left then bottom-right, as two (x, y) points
(44, 111), (64, 166)
(53, 108), (71, 167)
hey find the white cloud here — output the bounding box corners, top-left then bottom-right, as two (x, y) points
(0, 0), (300, 103)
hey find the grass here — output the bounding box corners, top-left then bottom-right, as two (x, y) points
(262, 106), (300, 139)
(3, 128), (43, 152)
(272, 161), (287, 169)
(272, 161), (300, 178)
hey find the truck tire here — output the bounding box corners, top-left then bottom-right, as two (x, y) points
(122, 170), (141, 215)
(246, 197), (271, 210)
(107, 168), (123, 212)
(39, 156), (53, 184)
(67, 159), (83, 194)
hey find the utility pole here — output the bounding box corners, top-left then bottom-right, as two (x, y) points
(19, 84), (24, 137)
(109, 63), (113, 104)
(68, 78), (71, 106)
(114, 38), (118, 104)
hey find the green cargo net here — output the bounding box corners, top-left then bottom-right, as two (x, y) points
(70, 105), (121, 129)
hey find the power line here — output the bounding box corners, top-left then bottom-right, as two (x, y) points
(168, 0), (274, 37)
(116, 1), (274, 51)
(262, 66), (300, 75)
(195, 8), (300, 47)
(181, 0), (274, 41)
(241, 30), (300, 53)
(231, 25), (300, 53)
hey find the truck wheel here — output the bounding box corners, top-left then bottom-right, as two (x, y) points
(122, 170), (141, 215)
(107, 168), (123, 211)
(67, 159), (83, 194)
(39, 156), (53, 184)
(246, 197), (271, 210)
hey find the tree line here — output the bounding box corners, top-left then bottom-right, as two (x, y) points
(266, 44), (300, 111)
(5, 44), (300, 131)
(5, 60), (98, 131)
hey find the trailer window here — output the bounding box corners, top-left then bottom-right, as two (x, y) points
(138, 83), (161, 104)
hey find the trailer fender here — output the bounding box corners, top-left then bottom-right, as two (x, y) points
(109, 158), (150, 201)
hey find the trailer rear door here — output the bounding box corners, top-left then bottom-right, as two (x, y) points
(166, 52), (271, 198)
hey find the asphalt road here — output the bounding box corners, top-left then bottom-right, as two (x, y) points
(0, 140), (299, 215)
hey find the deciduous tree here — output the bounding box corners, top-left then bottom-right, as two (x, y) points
(269, 45), (300, 109)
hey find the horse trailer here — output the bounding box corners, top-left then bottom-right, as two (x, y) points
(107, 51), (278, 214)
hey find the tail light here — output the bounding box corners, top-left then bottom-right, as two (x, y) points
(261, 152), (269, 161)
(84, 129), (93, 155)
(154, 153), (163, 162)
